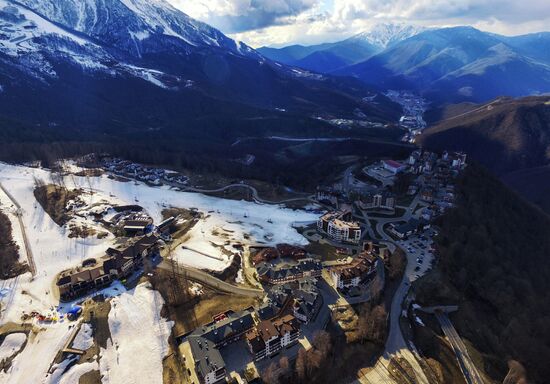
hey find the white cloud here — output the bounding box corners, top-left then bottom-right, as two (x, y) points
(168, 0), (550, 47)
(170, 0), (317, 32)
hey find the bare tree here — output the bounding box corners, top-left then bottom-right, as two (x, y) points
(279, 356), (290, 375)
(357, 303), (388, 344)
(312, 330), (332, 360)
(504, 360), (528, 384)
(263, 362), (280, 384)
(295, 347), (308, 381)
(388, 249), (406, 280)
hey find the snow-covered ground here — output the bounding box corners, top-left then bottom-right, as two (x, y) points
(100, 283), (172, 384)
(58, 360), (99, 384)
(0, 162), (319, 383)
(0, 188), (26, 265)
(72, 323), (93, 351)
(0, 333), (26, 362)
(0, 162), (317, 274)
(0, 322), (74, 383)
(0, 164), (117, 324)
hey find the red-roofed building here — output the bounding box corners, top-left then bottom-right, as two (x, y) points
(382, 160), (406, 174)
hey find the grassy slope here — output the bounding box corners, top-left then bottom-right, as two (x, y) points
(414, 164), (550, 383)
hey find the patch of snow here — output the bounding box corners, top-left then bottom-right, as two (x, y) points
(235, 269), (243, 284)
(44, 356), (78, 384)
(0, 333), (26, 362)
(72, 322), (93, 351)
(0, 162), (317, 275)
(130, 30), (150, 40)
(99, 283), (172, 384)
(190, 282), (203, 296)
(415, 316), (425, 326)
(119, 64), (170, 89)
(352, 23), (426, 49)
(0, 322), (74, 383)
(0, 0), (88, 46)
(52, 360), (99, 384)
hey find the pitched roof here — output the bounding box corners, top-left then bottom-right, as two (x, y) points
(188, 336), (225, 378)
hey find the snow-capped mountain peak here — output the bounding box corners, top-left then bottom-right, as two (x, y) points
(352, 23), (426, 49)
(13, 0), (251, 55)
(0, 0), (265, 88)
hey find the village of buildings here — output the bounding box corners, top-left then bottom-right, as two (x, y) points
(0, 147), (466, 384)
(385, 90), (429, 143)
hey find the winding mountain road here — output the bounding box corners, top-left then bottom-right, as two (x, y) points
(181, 183), (314, 205)
(358, 194), (431, 384)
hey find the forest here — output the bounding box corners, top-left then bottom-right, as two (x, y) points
(415, 164), (550, 383)
(0, 211), (28, 278)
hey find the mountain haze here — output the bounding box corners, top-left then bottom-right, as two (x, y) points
(335, 26), (550, 103)
(258, 23), (425, 73)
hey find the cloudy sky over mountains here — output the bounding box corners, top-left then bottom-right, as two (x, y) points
(168, 0), (550, 47)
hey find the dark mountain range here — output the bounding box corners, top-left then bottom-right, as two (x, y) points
(335, 27), (550, 104)
(0, 0), (401, 147)
(420, 96), (550, 174)
(419, 95), (550, 212)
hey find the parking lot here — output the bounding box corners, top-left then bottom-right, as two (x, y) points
(396, 228), (437, 282)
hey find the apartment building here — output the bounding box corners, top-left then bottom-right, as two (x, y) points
(245, 315), (301, 361)
(330, 252), (377, 290)
(317, 209), (361, 244)
(56, 233), (159, 301)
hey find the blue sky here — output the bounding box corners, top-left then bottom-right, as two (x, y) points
(167, 0), (550, 47)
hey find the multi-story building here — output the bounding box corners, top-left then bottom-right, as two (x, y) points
(330, 252), (377, 290)
(327, 219), (361, 243)
(266, 278), (323, 324)
(184, 336), (227, 384)
(315, 189), (339, 206)
(317, 209), (361, 244)
(359, 192), (396, 212)
(245, 314), (301, 361)
(256, 258), (323, 285)
(382, 160), (407, 174)
(180, 308), (256, 384)
(56, 233), (159, 301)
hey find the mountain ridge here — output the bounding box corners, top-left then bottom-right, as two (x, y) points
(419, 95), (550, 174)
(0, 0), (402, 126)
(258, 23), (425, 73)
(335, 26), (550, 103)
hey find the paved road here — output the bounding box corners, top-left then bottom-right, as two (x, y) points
(177, 182), (314, 205)
(157, 260), (264, 298)
(231, 136), (415, 149)
(0, 181), (37, 276)
(107, 169), (315, 206)
(436, 312), (485, 384)
(358, 194), (431, 384)
(373, 194), (423, 240)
